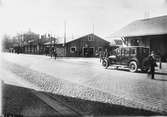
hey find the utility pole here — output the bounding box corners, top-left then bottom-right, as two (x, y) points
(64, 21), (66, 46)
(63, 21), (67, 57)
(37, 34), (40, 54)
(21, 33), (24, 53)
(48, 33), (52, 57)
(92, 24), (94, 34)
(92, 24), (95, 41)
(72, 33), (74, 40)
(144, 9), (150, 19)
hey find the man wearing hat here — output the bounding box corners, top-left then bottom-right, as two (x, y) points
(148, 51), (157, 79)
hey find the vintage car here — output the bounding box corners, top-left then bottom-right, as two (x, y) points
(102, 46), (151, 72)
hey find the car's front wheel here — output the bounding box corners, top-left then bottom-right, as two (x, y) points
(102, 59), (109, 69)
(129, 61), (138, 72)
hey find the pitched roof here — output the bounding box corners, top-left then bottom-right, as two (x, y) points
(111, 15), (167, 37)
(66, 33), (109, 44)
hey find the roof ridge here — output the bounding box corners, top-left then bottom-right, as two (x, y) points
(140, 15), (167, 21)
(111, 15), (167, 37)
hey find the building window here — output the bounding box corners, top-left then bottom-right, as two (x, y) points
(98, 47), (102, 51)
(131, 39), (139, 46)
(88, 35), (94, 41)
(70, 47), (76, 53)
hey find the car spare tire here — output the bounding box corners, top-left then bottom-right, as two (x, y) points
(129, 61), (138, 72)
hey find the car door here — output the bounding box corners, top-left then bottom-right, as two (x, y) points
(115, 48), (121, 64)
(121, 48), (128, 65)
(120, 48), (126, 65)
(123, 47), (130, 65)
(129, 47), (137, 60)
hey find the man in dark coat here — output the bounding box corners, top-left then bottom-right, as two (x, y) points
(148, 51), (157, 79)
(50, 47), (54, 58)
(53, 49), (57, 60)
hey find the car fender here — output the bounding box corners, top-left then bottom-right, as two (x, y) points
(128, 58), (139, 66)
(102, 58), (109, 68)
(141, 57), (150, 68)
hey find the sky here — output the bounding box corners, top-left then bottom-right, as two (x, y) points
(0, 0), (167, 42)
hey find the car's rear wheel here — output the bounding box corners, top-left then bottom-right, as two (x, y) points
(129, 61), (138, 72)
(102, 59), (109, 69)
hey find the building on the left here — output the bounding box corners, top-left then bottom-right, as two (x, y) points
(4, 32), (122, 57)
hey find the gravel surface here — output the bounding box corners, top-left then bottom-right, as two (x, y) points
(3, 83), (159, 116)
(2, 59), (165, 115)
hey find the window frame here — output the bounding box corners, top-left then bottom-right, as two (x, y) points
(70, 46), (76, 53)
(130, 48), (137, 56)
(88, 35), (94, 41)
(98, 47), (102, 52)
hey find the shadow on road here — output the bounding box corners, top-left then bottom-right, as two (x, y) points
(154, 78), (167, 81)
(155, 72), (167, 76)
(107, 67), (167, 75)
(2, 83), (164, 117)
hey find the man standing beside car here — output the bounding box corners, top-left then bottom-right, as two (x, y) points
(53, 48), (57, 60)
(148, 51), (157, 79)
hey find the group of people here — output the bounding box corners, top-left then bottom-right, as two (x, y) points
(48, 47), (57, 59)
(98, 49), (109, 63)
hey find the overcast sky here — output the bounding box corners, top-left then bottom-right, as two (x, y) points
(0, 0), (167, 41)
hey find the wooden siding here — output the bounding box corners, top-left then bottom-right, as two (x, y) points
(65, 34), (110, 57)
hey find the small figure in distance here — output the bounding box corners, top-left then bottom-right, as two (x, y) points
(53, 48), (57, 60)
(99, 50), (103, 63)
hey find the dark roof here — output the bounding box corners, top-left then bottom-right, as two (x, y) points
(111, 15), (167, 37)
(66, 33), (109, 44)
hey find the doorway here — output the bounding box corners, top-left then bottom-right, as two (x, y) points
(83, 47), (94, 57)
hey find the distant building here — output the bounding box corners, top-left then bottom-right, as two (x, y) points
(11, 33), (111, 57)
(64, 34), (110, 57)
(41, 34), (110, 57)
(23, 35), (57, 55)
(111, 15), (167, 61)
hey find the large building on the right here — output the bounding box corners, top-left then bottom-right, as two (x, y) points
(111, 15), (167, 61)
